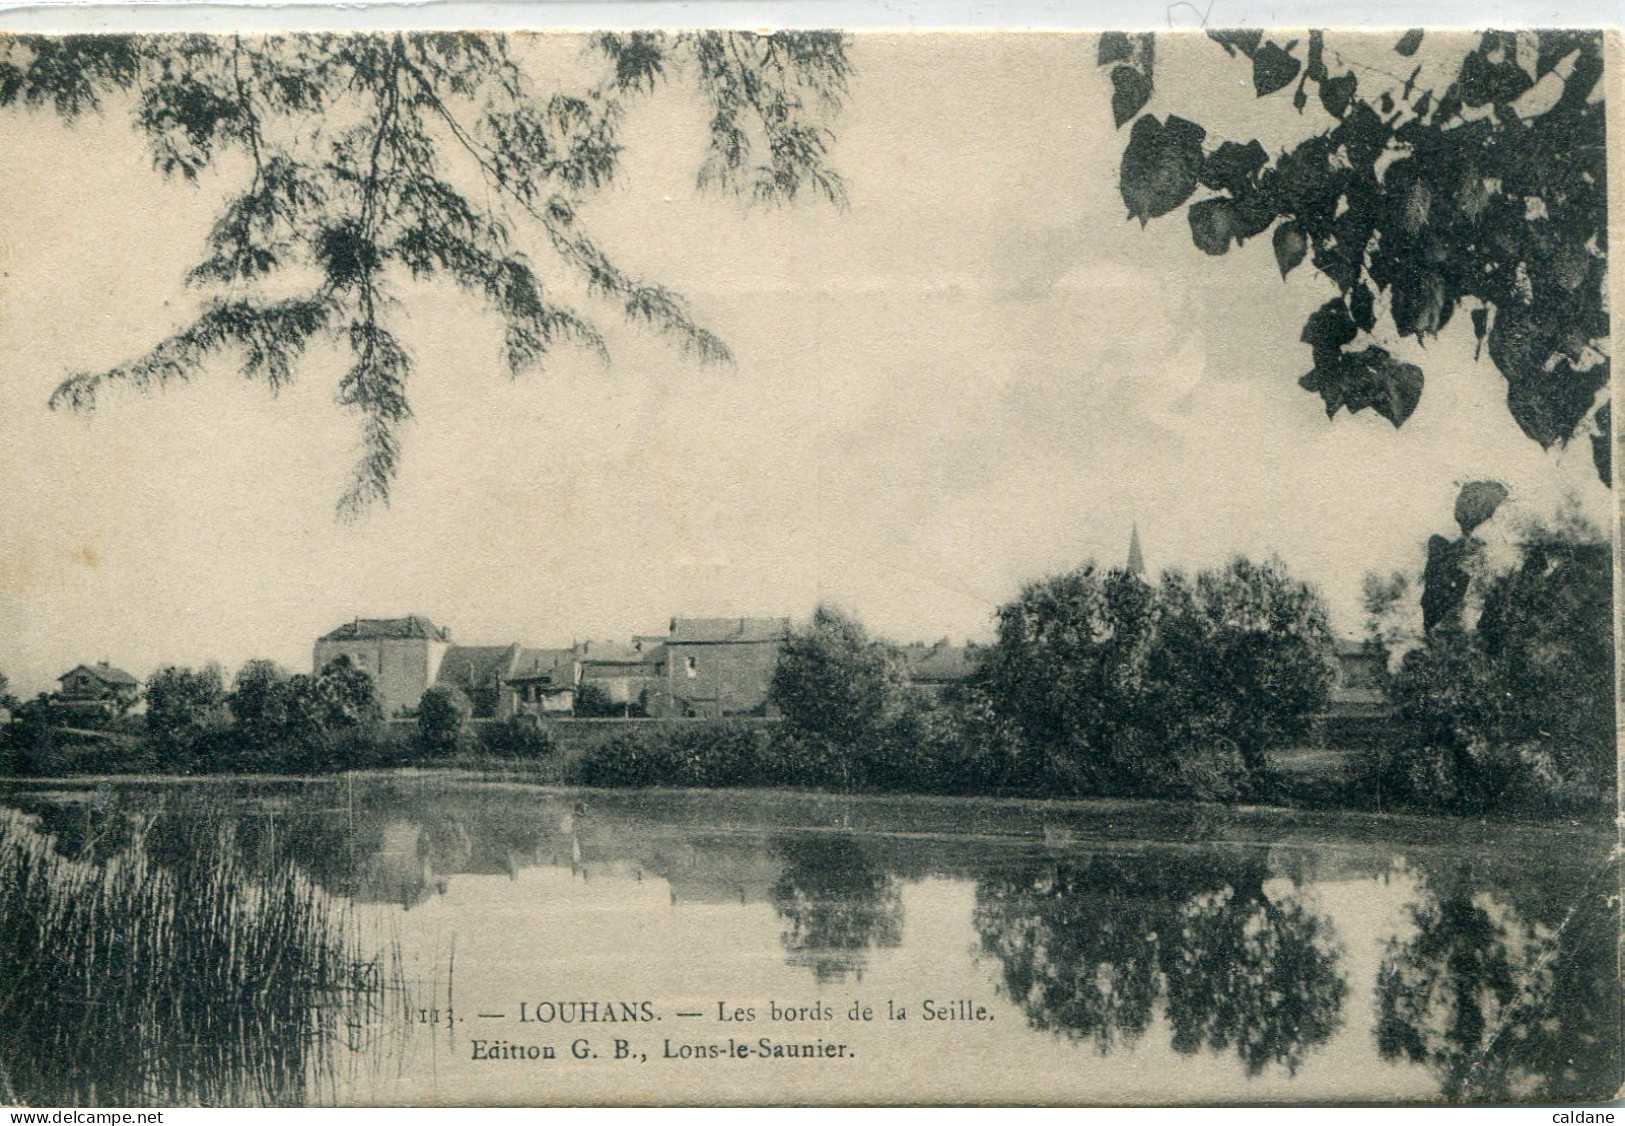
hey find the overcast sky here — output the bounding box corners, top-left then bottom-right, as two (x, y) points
(0, 31), (1608, 695)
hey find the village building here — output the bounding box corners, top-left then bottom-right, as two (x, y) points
(1322, 637), (1395, 745)
(433, 644), (523, 719)
(313, 615), (451, 718)
(657, 617), (790, 717)
(54, 661), (140, 717)
(505, 648), (579, 717)
(899, 640), (977, 700)
(575, 639), (665, 716)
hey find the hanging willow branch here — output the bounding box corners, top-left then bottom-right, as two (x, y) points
(2, 30), (850, 514)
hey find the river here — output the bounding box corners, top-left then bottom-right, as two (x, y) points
(0, 775), (1616, 1105)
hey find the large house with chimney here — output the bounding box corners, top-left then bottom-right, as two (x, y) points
(313, 615), (453, 718)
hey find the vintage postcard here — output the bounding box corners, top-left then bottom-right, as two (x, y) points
(0, 23), (1618, 1107)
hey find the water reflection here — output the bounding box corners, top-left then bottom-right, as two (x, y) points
(1375, 860), (1622, 1102)
(973, 851), (1345, 1074)
(770, 835), (904, 983)
(0, 779), (1616, 1104)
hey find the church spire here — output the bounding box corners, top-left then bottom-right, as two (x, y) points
(1126, 523), (1145, 577)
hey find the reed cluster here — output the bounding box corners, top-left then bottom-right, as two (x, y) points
(0, 802), (388, 1106)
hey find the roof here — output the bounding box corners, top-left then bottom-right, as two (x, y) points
(58, 662), (139, 687)
(900, 643), (976, 683)
(667, 617), (790, 644)
(320, 615), (449, 643)
(574, 640), (650, 665)
(434, 645), (520, 690)
(506, 648), (576, 689)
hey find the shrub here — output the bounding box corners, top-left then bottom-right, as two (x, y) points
(416, 686), (471, 757)
(572, 683), (619, 717)
(567, 723), (774, 788)
(569, 731), (678, 788)
(478, 717), (556, 760)
(1, 697), (67, 777)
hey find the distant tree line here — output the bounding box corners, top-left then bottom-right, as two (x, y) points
(573, 555), (1340, 802)
(0, 654), (553, 776)
(2, 507), (1610, 816)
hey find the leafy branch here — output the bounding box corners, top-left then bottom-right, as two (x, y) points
(4, 30), (850, 514)
(1100, 29), (1610, 484)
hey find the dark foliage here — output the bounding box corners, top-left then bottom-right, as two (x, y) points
(415, 684), (471, 756)
(980, 556), (1335, 799)
(1376, 510), (1614, 813)
(219, 657), (385, 772)
(143, 664), (228, 762)
(1102, 30), (1609, 480)
(567, 722), (775, 788)
(770, 605), (906, 765)
(476, 715), (557, 759)
(2, 31), (850, 513)
(574, 682), (643, 718)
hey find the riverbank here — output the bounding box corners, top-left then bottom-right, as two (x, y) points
(2, 763), (1613, 838)
(3, 714), (1611, 821)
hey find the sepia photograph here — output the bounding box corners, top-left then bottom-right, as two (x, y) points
(0, 22), (1617, 1107)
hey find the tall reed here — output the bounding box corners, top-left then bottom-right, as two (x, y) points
(0, 799), (390, 1106)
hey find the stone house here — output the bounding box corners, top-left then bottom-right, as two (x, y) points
(656, 617), (790, 718)
(313, 615), (451, 718)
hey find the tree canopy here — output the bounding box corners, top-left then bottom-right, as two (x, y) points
(1, 31), (850, 513)
(1100, 30), (1610, 483)
(981, 556), (1336, 798)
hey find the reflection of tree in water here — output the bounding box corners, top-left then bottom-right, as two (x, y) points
(238, 790), (555, 908)
(1375, 861), (1622, 1102)
(974, 852), (1344, 1074)
(973, 857), (1170, 1051)
(771, 835), (903, 984)
(1163, 864), (1345, 1076)
(4, 792), (141, 864)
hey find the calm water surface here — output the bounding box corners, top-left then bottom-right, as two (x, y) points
(2, 776), (1617, 1105)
